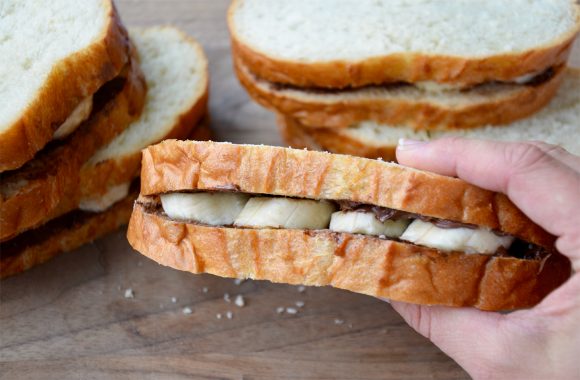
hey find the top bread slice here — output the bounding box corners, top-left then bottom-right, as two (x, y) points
(279, 68), (580, 161)
(0, 0), (132, 172)
(139, 141), (553, 250)
(80, 26), (209, 203)
(229, 0), (580, 88)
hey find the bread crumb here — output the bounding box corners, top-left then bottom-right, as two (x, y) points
(124, 288), (134, 299)
(224, 293), (231, 303)
(234, 295), (245, 308)
(295, 301), (305, 308)
(276, 307), (285, 314)
(226, 311), (233, 319)
(216, 313), (222, 319)
(171, 297), (177, 303)
(334, 319), (344, 325)
(233, 278), (244, 285)
(202, 287), (208, 293)
(286, 307), (298, 315)
(297, 285), (306, 293)
(182, 307), (193, 315)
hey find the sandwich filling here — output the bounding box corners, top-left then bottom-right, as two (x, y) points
(52, 95), (94, 140)
(156, 192), (545, 259)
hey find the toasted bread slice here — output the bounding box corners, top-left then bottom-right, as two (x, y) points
(80, 26), (209, 205)
(0, 0), (132, 172)
(229, 0), (580, 88)
(278, 68), (580, 160)
(236, 59), (566, 130)
(137, 141), (553, 249)
(0, 50), (147, 242)
(128, 202), (570, 311)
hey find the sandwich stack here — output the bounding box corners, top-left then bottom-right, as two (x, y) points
(0, 0), (209, 278)
(229, 0), (580, 160)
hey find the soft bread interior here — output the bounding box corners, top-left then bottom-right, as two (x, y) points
(0, 0), (108, 131)
(157, 192), (535, 257)
(88, 27), (208, 164)
(231, 0), (579, 62)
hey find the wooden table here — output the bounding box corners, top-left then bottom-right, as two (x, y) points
(2, 2), (579, 378)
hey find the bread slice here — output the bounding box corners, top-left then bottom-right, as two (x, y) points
(0, 50), (147, 242)
(128, 202), (570, 311)
(236, 59), (566, 130)
(138, 141), (553, 249)
(0, 0), (132, 172)
(278, 68), (580, 160)
(229, 0), (580, 88)
(80, 26), (209, 204)
(0, 186), (137, 279)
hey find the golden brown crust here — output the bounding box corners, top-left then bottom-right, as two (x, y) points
(278, 115), (397, 162)
(0, 190), (136, 279)
(0, 51), (146, 242)
(139, 140), (554, 249)
(236, 59), (565, 130)
(127, 202), (571, 311)
(0, 1), (132, 172)
(229, 0), (580, 89)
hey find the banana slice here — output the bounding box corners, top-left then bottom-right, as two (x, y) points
(234, 197), (336, 229)
(160, 192), (249, 225)
(329, 211), (409, 238)
(400, 219), (514, 254)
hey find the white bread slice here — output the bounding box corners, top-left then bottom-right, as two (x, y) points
(229, 0), (580, 88)
(236, 58), (565, 130)
(81, 26), (209, 204)
(279, 68), (580, 161)
(0, 0), (132, 172)
(0, 26), (209, 242)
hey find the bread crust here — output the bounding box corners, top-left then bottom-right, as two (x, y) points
(0, 51), (146, 242)
(139, 140), (554, 249)
(236, 59), (565, 130)
(0, 190), (136, 279)
(127, 202), (571, 311)
(229, 0), (580, 89)
(278, 115), (397, 162)
(0, 0), (132, 172)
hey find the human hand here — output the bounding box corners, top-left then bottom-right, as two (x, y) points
(392, 138), (580, 380)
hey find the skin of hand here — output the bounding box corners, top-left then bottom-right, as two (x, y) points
(393, 138), (580, 380)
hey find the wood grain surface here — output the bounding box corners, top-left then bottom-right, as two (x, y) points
(1, 1), (579, 379)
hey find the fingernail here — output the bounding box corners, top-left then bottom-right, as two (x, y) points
(397, 138), (427, 150)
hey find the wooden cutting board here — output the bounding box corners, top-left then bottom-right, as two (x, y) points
(2, 1), (578, 378)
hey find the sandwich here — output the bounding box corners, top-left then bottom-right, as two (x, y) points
(127, 141), (571, 311)
(0, 0), (134, 172)
(0, 26), (210, 278)
(230, 0), (580, 131)
(278, 68), (580, 160)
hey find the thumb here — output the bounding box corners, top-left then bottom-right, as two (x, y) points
(391, 301), (506, 376)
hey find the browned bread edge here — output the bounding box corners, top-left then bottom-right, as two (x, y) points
(0, 0), (132, 172)
(127, 202), (571, 311)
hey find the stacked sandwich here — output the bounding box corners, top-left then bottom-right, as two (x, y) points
(0, 0), (209, 278)
(229, 0), (580, 160)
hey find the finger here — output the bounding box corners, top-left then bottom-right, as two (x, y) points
(396, 138), (580, 240)
(391, 301), (507, 377)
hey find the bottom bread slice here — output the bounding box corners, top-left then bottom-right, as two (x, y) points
(127, 202), (570, 311)
(0, 189), (137, 279)
(278, 68), (580, 161)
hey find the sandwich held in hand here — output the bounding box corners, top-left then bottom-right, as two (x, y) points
(127, 141), (571, 311)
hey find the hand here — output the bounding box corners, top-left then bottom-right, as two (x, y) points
(392, 138), (580, 380)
